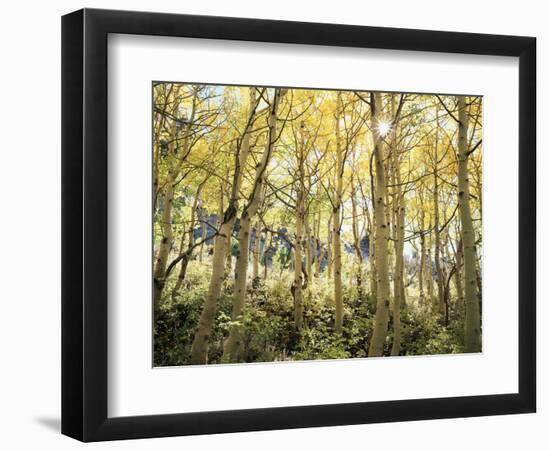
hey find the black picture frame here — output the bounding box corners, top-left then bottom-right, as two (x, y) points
(62, 8), (536, 442)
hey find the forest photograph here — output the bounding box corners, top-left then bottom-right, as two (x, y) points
(152, 82), (482, 366)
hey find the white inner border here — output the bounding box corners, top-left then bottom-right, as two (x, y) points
(108, 34), (519, 417)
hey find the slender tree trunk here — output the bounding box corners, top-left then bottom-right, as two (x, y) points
(332, 206), (343, 333)
(263, 232), (271, 280)
(293, 188), (305, 329)
(292, 120), (310, 329)
(434, 183), (446, 316)
(223, 216), (253, 362)
(457, 96), (481, 352)
(190, 221), (232, 364)
(332, 93), (345, 334)
(171, 256), (189, 300)
(425, 235), (434, 304)
(418, 199), (426, 305)
(368, 92), (391, 357)
(171, 217), (188, 302)
(391, 96), (405, 356)
(441, 203), (451, 324)
(367, 153), (377, 302)
(305, 214), (313, 281)
(198, 201), (207, 263)
(351, 173), (364, 299)
(315, 214), (322, 277)
(433, 113), (446, 317)
(219, 189), (232, 284)
(153, 170), (176, 315)
(315, 238), (322, 277)
(252, 223), (260, 283)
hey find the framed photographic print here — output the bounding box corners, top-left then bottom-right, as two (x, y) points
(61, 8), (536, 442)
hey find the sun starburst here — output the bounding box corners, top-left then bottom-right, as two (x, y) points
(376, 120), (392, 137)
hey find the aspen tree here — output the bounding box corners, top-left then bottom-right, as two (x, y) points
(433, 109), (446, 317)
(390, 95), (405, 356)
(292, 122), (307, 330)
(368, 92), (391, 357)
(252, 223), (261, 283)
(457, 96), (481, 352)
(332, 92), (345, 334)
(350, 169), (364, 298)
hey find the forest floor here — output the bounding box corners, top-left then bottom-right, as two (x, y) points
(154, 256), (469, 366)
